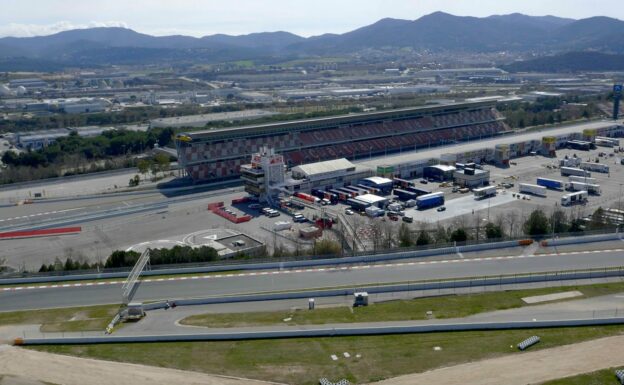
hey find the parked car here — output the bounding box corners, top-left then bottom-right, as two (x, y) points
(345, 209), (354, 215)
(436, 206), (446, 212)
(402, 216), (413, 223)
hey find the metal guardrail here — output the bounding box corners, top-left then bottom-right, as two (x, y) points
(14, 317), (624, 345)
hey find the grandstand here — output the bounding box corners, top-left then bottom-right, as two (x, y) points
(175, 101), (509, 182)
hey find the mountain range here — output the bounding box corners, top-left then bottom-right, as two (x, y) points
(1, 12), (624, 70)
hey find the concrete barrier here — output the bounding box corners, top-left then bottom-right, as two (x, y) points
(542, 233), (622, 247)
(16, 317), (624, 345)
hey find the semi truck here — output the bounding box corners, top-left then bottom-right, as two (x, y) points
(473, 185), (497, 199)
(536, 177), (564, 190)
(566, 181), (601, 195)
(580, 162), (609, 174)
(561, 191), (588, 206)
(416, 192), (444, 209)
(519, 183), (547, 197)
(311, 189), (338, 204)
(560, 167), (591, 177)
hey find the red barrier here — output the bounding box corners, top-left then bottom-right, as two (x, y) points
(207, 202), (224, 211)
(236, 215), (252, 223)
(0, 227), (82, 239)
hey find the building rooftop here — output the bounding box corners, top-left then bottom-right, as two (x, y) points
(363, 176), (393, 185)
(292, 158), (355, 177)
(355, 194), (389, 205)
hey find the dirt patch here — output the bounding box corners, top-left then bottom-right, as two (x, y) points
(368, 334), (624, 385)
(0, 345), (282, 385)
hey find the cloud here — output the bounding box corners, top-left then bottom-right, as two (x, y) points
(0, 21), (129, 38)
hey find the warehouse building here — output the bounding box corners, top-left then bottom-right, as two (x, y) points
(453, 167), (490, 188)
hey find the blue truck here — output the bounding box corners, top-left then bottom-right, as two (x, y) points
(536, 177), (563, 190)
(416, 192), (445, 209)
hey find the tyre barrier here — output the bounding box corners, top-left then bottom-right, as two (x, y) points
(616, 369), (624, 384)
(14, 317), (624, 345)
(320, 379), (350, 385)
(517, 335), (540, 350)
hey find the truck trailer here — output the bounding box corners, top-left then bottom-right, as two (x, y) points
(580, 162), (609, 174)
(519, 183), (547, 197)
(393, 188), (418, 201)
(536, 177), (564, 190)
(566, 181), (601, 195)
(416, 192), (445, 209)
(473, 185), (497, 199)
(568, 175), (597, 184)
(560, 167), (591, 177)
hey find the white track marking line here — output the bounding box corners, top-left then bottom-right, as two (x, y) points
(3, 248), (624, 292)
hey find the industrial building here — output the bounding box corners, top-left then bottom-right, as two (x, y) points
(241, 148), (372, 202)
(424, 165), (456, 181)
(453, 167), (490, 188)
(176, 100), (509, 182)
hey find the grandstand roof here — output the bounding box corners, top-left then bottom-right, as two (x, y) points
(179, 100), (497, 142)
(292, 158), (355, 178)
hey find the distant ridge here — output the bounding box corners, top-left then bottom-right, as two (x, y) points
(0, 13), (623, 69)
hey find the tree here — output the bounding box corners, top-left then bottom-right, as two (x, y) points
(416, 230), (431, 246)
(154, 153), (170, 176)
(485, 222), (503, 240)
(449, 228), (468, 243)
(551, 209), (569, 234)
(137, 159), (150, 180)
(433, 226), (448, 244)
(398, 223), (413, 247)
(523, 210), (550, 236)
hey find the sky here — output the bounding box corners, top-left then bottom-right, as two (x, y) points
(0, 0), (622, 38)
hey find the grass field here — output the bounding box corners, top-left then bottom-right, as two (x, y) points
(33, 326), (624, 385)
(541, 367), (624, 385)
(181, 281), (624, 328)
(0, 305), (119, 332)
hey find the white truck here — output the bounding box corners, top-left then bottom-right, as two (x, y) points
(561, 191), (588, 206)
(274, 221), (292, 231)
(568, 175), (597, 184)
(519, 183), (547, 197)
(566, 181), (601, 195)
(473, 185), (497, 199)
(560, 167), (591, 177)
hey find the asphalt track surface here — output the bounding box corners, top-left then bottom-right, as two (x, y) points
(2, 248), (624, 312)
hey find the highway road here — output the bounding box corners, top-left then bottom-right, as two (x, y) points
(2, 249), (624, 311)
